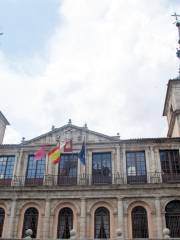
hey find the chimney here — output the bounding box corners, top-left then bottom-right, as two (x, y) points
(0, 111), (10, 144)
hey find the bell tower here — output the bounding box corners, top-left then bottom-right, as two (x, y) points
(163, 13), (180, 137)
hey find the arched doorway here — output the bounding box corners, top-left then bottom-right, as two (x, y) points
(131, 206), (149, 238)
(57, 207), (73, 239)
(22, 207), (39, 238)
(94, 207), (110, 239)
(165, 200), (180, 237)
(0, 208), (5, 237)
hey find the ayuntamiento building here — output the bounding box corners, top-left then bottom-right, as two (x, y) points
(0, 78), (179, 239)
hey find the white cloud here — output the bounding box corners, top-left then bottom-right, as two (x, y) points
(1, 0), (180, 143)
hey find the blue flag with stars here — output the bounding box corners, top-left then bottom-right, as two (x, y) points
(79, 141), (85, 165)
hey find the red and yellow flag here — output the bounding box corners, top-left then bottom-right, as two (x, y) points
(48, 146), (61, 164)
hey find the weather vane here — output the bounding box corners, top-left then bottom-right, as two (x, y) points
(172, 12), (180, 79)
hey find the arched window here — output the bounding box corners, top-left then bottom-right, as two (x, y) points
(0, 208), (5, 238)
(165, 200), (180, 237)
(131, 206), (149, 238)
(94, 207), (110, 239)
(22, 207), (39, 238)
(57, 208), (73, 239)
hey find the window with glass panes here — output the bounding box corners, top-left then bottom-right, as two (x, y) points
(22, 207), (39, 238)
(126, 151), (147, 184)
(92, 152), (112, 184)
(0, 208), (5, 237)
(0, 155), (15, 180)
(26, 155), (45, 180)
(94, 207), (110, 239)
(160, 150), (180, 182)
(57, 207), (73, 239)
(58, 154), (78, 185)
(131, 206), (149, 238)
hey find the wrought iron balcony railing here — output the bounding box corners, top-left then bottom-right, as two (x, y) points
(0, 172), (179, 187)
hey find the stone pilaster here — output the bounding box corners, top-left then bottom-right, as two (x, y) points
(80, 198), (86, 239)
(116, 145), (120, 174)
(43, 199), (51, 239)
(155, 197), (163, 238)
(117, 197), (124, 238)
(8, 198), (17, 238)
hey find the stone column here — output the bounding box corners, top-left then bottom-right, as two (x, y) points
(145, 147), (151, 183)
(16, 148), (24, 176)
(112, 150), (115, 184)
(43, 199), (51, 239)
(117, 197), (124, 238)
(155, 197), (163, 239)
(116, 145), (120, 173)
(88, 152), (92, 185)
(8, 198), (17, 238)
(80, 198), (86, 239)
(122, 144), (127, 183)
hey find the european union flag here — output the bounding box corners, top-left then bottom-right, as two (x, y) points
(79, 141), (85, 165)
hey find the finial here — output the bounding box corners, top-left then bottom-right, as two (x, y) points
(84, 123), (88, 128)
(21, 137), (25, 143)
(56, 135), (60, 143)
(68, 119), (72, 124)
(117, 132), (120, 139)
(51, 125), (55, 131)
(172, 12), (180, 79)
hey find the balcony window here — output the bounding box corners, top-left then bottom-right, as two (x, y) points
(58, 154), (78, 185)
(0, 155), (15, 185)
(26, 155), (45, 185)
(160, 150), (180, 183)
(92, 152), (112, 184)
(126, 151), (147, 184)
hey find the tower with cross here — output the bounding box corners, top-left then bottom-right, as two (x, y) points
(172, 13), (180, 78)
(163, 13), (180, 137)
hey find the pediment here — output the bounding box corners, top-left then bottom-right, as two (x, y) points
(24, 124), (118, 146)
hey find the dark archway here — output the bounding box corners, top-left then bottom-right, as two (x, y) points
(57, 207), (73, 239)
(22, 207), (39, 238)
(0, 208), (5, 237)
(165, 200), (180, 237)
(94, 207), (110, 239)
(131, 206), (149, 238)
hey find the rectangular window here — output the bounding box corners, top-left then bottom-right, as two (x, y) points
(0, 155), (15, 185)
(25, 155), (45, 185)
(92, 152), (112, 184)
(58, 154), (78, 185)
(126, 151), (147, 184)
(160, 150), (180, 183)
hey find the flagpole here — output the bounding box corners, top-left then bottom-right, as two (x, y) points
(84, 125), (87, 176)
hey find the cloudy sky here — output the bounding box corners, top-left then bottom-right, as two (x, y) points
(0, 0), (180, 143)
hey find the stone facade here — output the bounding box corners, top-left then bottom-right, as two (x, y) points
(0, 130), (179, 239)
(0, 79), (179, 239)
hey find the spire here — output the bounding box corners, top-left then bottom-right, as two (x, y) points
(172, 13), (180, 79)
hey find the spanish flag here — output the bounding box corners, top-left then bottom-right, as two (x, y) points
(48, 146), (61, 164)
